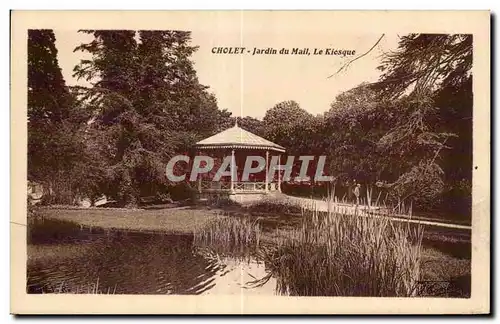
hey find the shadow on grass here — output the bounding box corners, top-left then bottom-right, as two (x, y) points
(28, 217), (84, 245)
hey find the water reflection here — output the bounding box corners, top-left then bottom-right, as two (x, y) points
(27, 229), (275, 295)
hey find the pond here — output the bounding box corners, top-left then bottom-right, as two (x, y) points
(27, 228), (277, 295)
(26, 216), (471, 296)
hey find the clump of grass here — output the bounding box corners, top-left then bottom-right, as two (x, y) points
(194, 215), (261, 250)
(255, 206), (423, 297)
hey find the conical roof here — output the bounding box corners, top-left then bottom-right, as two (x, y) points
(194, 122), (285, 152)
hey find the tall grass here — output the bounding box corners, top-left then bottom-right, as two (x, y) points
(194, 215), (261, 251)
(257, 205), (423, 297)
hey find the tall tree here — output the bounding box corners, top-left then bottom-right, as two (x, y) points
(234, 116), (265, 137)
(74, 30), (169, 206)
(375, 34), (472, 98)
(263, 100), (315, 149)
(372, 34), (473, 211)
(28, 29), (72, 123)
(262, 100), (326, 183)
(28, 29), (87, 204)
(324, 84), (386, 183)
(73, 30), (226, 206)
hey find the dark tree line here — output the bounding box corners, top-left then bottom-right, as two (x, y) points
(28, 31), (472, 217)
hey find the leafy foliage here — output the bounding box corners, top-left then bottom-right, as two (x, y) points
(263, 34), (472, 213)
(28, 32), (472, 216)
(28, 29), (92, 204)
(235, 116), (265, 137)
(372, 34), (472, 211)
(374, 34), (472, 97)
(72, 30), (227, 205)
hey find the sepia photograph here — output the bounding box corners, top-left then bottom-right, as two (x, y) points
(11, 10), (490, 314)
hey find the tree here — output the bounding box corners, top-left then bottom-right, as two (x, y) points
(28, 29), (73, 123)
(235, 116), (265, 136)
(375, 34), (472, 98)
(262, 100), (326, 185)
(28, 29), (88, 204)
(263, 100), (315, 149)
(73, 30), (226, 206)
(324, 84), (385, 183)
(371, 34), (473, 210)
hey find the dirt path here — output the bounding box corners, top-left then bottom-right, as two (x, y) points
(284, 195), (471, 231)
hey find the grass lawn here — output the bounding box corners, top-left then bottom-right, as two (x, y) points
(37, 207), (220, 234)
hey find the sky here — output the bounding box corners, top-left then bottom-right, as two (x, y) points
(54, 30), (400, 119)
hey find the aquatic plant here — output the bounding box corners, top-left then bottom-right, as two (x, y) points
(254, 204), (423, 297)
(194, 215), (261, 249)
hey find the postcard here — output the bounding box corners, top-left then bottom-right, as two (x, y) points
(11, 10), (490, 315)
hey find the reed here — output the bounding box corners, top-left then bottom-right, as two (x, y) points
(194, 215), (261, 250)
(257, 204), (423, 297)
